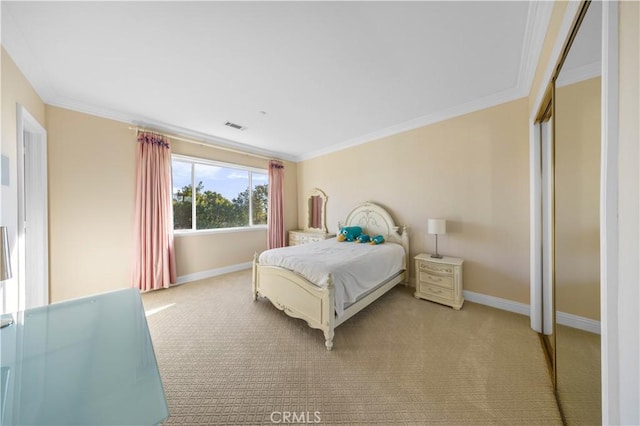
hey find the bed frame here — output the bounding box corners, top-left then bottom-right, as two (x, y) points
(252, 201), (409, 350)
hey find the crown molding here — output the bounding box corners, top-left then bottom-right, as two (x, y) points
(556, 60), (601, 87)
(46, 97), (298, 162)
(299, 2), (554, 162)
(4, 2), (556, 165)
(297, 86), (526, 162)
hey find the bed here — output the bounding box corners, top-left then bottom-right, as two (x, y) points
(252, 201), (409, 350)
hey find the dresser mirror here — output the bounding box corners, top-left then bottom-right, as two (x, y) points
(306, 188), (328, 233)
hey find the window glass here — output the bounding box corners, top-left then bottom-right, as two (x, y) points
(252, 172), (268, 225)
(171, 156), (268, 231)
(172, 159), (192, 230)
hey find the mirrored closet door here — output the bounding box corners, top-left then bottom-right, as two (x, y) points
(553, 1), (602, 423)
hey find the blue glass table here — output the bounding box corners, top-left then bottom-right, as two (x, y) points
(0, 289), (169, 425)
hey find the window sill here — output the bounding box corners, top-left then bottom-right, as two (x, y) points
(173, 226), (267, 237)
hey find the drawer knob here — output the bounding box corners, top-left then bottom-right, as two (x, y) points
(431, 287), (442, 294)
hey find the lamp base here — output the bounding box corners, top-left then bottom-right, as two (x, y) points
(430, 254), (443, 259)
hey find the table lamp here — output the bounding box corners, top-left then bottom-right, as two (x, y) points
(427, 219), (446, 259)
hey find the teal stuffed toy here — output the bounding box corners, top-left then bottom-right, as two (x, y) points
(337, 226), (362, 242)
(355, 234), (371, 243)
(370, 235), (385, 245)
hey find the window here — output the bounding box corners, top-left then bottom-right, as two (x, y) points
(171, 155), (268, 231)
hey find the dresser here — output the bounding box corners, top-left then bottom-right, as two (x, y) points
(414, 254), (464, 310)
(288, 230), (335, 246)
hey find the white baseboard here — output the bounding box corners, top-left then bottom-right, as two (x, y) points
(556, 311), (601, 335)
(230, 270), (600, 333)
(462, 290), (600, 334)
(463, 290), (530, 316)
(174, 261), (253, 285)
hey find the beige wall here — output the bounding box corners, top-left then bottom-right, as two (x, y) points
(297, 98), (531, 304)
(47, 106), (136, 302)
(46, 106), (297, 301)
(1, 48), (46, 313)
(555, 77), (601, 321)
(170, 140), (298, 278)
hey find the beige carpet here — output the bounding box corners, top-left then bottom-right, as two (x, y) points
(142, 270), (562, 425)
(556, 324), (601, 425)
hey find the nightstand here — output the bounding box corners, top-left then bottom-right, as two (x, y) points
(414, 254), (464, 310)
(288, 230), (335, 246)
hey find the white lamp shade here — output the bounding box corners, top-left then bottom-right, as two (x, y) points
(427, 219), (446, 235)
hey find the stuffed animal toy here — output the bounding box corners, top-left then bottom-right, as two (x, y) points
(370, 234), (385, 245)
(337, 226), (362, 242)
(355, 234), (371, 244)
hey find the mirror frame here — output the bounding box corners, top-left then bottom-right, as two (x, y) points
(534, 0), (593, 393)
(305, 188), (328, 233)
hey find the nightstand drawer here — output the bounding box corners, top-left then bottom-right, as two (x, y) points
(419, 282), (454, 301)
(419, 271), (454, 289)
(417, 261), (454, 276)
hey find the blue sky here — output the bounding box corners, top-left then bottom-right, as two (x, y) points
(172, 160), (268, 201)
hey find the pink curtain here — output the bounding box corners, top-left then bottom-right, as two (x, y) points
(267, 160), (285, 249)
(132, 132), (177, 291)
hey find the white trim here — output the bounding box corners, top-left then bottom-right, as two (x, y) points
(518, 1), (555, 93)
(172, 153), (267, 175)
(556, 61), (602, 88)
(530, 1), (582, 123)
(541, 119), (554, 337)
(299, 87), (526, 161)
(556, 311), (601, 335)
(174, 226), (267, 237)
(174, 262), (253, 286)
(46, 98), (298, 162)
(16, 104), (49, 310)
(600, 1), (619, 424)
(530, 118), (542, 332)
(528, 0), (581, 334)
(463, 290), (530, 317)
(463, 290), (600, 335)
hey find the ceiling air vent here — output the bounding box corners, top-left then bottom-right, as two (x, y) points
(225, 121), (247, 131)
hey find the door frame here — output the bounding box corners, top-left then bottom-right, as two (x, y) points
(16, 104), (49, 310)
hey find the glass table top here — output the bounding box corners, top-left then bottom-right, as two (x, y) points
(0, 288), (168, 425)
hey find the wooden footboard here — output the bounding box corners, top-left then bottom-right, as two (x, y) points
(253, 254), (406, 350)
(253, 254), (336, 350)
(253, 201), (409, 350)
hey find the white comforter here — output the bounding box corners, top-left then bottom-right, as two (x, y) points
(258, 238), (405, 316)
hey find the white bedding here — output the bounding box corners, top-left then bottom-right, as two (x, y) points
(258, 238), (405, 316)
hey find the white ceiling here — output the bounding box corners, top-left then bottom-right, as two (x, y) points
(2, 1), (555, 161)
(556, 1), (602, 87)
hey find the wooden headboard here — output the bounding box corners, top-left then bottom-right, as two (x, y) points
(339, 201), (409, 260)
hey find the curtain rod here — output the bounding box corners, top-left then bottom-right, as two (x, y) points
(128, 126), (277, 161)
